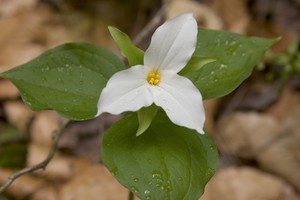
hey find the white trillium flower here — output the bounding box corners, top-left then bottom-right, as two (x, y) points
(97, 13), (205, 134)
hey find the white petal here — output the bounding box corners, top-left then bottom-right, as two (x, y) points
(97, 65), (153, 116)
(152, 72), (205, 133)
(144, 13), (197, 73)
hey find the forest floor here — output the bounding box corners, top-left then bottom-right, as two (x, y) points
(0, 0), (300, 200)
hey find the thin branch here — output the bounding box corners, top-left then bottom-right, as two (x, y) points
(133, 4), (167, 45)
(0, 120), (69, 193)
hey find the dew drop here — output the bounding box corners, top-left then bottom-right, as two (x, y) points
(133, 178), (139, 182)
(130, 186), (139, 193)
(156, 183), (162, 187)
(111, 167), (118, 176)
(230, 41), (237, 46)
(220, 64), (227, 68)
(144, 190), (150, 194)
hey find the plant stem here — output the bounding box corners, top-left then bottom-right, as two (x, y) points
(128, 191), (134, 200)
(0, 120), (69, 193)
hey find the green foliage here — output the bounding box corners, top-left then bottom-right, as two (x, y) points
(0, 42), (125, 120)
(0, 126), (27, 169)
(186, 29), (278, 100)
(108, 26), (144, 66)
(272, 41), (300, 79)
(0, 25), (277, 199)
(109, 27), (277, 100)
(136, 105), (158, 136)
(0, 194), (16, 200)
(0, 144), (27, 169)
(102, 111), (218, 200)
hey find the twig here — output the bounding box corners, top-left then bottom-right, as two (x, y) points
(0, 120), (69, 193)
(133, 3), (167, 45)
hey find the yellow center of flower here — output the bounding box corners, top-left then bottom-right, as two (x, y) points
(147, 71), (160, 85)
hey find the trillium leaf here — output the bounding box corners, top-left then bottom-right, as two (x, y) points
(179, 56), (216, 76)
(187, 29), (278, 100)
(102, 111), (218, 200)
(0, 42), (125, 120)
(108, 26), (144, 66)
(136, 104), (158, 136)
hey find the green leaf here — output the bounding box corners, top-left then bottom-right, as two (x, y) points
(137, 105), (158, 136)
(179, 56), (216, 75)
(109, 26), (144, 66)
(102, 111), (218, 200)
(187, 29), (278, 100)
(0, 42), (125, 120)
(0, 126), (27, 169)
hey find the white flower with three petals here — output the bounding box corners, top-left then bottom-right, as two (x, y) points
(97, 13), (205, 134)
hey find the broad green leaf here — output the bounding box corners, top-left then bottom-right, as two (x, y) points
(103, 111), (218, 200)
(109, 26), (144, 66)
(187, 29), (278, 99)
(0, 42), (125, 120)
(136, 105), (158, 136)
(179, 56), (216, 75)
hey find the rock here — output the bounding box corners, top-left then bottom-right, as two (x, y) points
(3, 101), (36, 133)
(200, 167), (300, 200)
(59, 162), (131, 200)
(257, 107), (300, 191)
(216, 112), (281, 158)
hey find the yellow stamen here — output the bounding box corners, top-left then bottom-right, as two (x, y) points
(147, 71), (160, 85)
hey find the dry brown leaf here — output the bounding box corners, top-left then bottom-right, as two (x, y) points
(165, 0), (223, 30)
(30, 111), (62, 148)
(200, 167), (299, 200)
(59, 161), (135, 200)
(3, 101), (36, 133)
(27, 144), (74, 181)
(0, 168), (59, 200)
(216, 112), (282, 158)
(265, 86), (300, 121)
(257, 107), (300, 191)
(210, 0), (249, 33)
(0, 79), (19, 100)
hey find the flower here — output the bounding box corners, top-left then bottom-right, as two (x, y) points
(97, 13), (205, 134)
